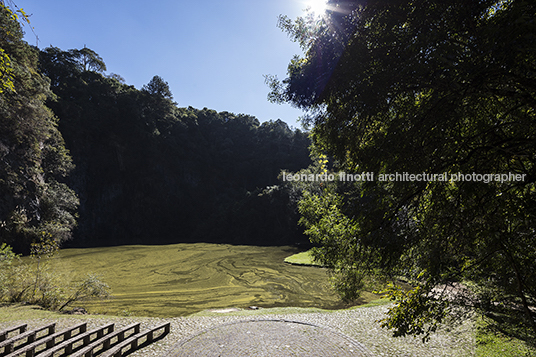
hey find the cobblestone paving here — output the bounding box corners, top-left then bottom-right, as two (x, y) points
(168, 319), (374, 357)
(0, 305), (475, 356)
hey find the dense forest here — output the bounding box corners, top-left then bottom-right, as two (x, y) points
(0, 5), (311, 253)
(41, 49), (312, 249)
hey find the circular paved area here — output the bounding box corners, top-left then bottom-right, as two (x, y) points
(167, 319), (375, 356)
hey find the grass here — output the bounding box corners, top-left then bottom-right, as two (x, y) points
(475, 315), (536, 357)
(0, 304), (107, 323)
(0, 298), (392, 323)
(283, 249), (323, 267)
(0, 304), (63, 322)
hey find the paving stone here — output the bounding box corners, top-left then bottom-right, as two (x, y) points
(167, 319), (374, 357)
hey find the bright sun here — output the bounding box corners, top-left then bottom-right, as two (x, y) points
(306, 0), (328, 15)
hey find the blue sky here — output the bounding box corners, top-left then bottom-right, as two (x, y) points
(15, 0), (320, 129)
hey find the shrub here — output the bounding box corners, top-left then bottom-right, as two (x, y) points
(0, 241), (110, 310)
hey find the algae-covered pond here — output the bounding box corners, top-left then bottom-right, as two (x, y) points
(50, 243), (351, 317)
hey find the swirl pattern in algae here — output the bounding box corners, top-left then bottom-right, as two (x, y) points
(52, 243), (347, 316)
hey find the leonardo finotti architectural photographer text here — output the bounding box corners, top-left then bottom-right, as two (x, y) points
(282, 172), (526, 184)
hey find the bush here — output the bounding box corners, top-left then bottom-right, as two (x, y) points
(0, 243), (27, 302)
(0, 241), (110, 310)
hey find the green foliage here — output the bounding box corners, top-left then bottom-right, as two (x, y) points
(0, 243), (22, 301)
(59, 273), (111, 311)
(29, 237), (59, 304)
(379, 284), (448, 343)
(70, 47), (107, 73)
(0, 242), (110, 310)
(0, 47), (14, 93)
(0, 2), (31, 93)
(0, 5), (78, 253)
(142, 75), (173, 100)
(297, 187), (385, 300)
(0, 242), (17, 263)
(274, 0), (536, 341)
(35, 47), (312, 247)
(3, 3), (312, 252)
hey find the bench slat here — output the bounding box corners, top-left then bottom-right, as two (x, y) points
(100, 322), (170, 357)
(3, 323), (87, 357)
(37, 323), (114, 357)
(0, 325), (27, 342)
(99, 332), (145, 357)
(0, 323), (55, 355)
(71, 323), (140, 357)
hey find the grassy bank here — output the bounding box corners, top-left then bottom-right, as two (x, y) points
(475, 315), (536, 357)
(283, 249), (323, 267)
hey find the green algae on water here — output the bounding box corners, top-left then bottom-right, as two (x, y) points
(47, 243), (349, 317)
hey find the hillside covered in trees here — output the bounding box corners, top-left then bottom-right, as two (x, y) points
(1, 5), (311, 253)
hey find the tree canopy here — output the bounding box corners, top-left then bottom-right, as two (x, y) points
(35, 46), (311, 249)
(71, 47), (107, 73)
(1, 8), (312, 254)
(272, 0), (536, 341)
(142, 75), (173, 100)
(0, 5), (78, 253)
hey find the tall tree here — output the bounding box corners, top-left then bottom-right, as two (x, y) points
(0, 4), (78, 253)
(142, 75), (173, 100)
(70, 46), (107, 73)
(271, 0), (536, 340)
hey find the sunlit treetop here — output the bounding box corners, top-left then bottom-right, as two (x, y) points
(0, 0), (38, 93)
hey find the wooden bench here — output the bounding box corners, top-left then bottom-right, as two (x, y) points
(37, 323), (114, 357)
(71, 323), (140, 357)
(0, 323), (55, 355)
(100, 322), (170, 357)
(0, 325), (27, 342)
(4, 323), (87, 357)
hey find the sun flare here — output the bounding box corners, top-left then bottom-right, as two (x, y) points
(306, 0), (328, 15)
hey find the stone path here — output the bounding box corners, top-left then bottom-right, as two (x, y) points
(167, 319), (374, 356)
(1, 305), (476, 356)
